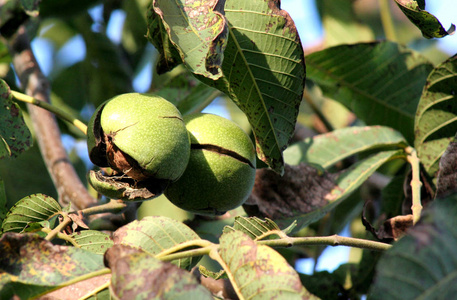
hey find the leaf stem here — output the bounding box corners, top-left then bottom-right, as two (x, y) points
(45, 213), (72, 241)
(154, 239), (215, 259)
(405, 146), (422, 224)
(11, 90), (88, 135)
(257, 234), (391, 252)
(379, 0), (398, 42)
(77, 199), (128, 217)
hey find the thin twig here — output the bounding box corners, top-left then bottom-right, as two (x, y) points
(379, 0), (398, 42)
(5, 25), (96, 210)
(11, 90), (88, 135)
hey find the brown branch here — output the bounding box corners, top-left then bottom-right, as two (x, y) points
(5, 26), (96, 210)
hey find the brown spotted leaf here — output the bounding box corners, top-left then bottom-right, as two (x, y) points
(105, 244), (212, 299)
(113, 216), (201, 270)
(70, 230), (113, 255)
(394, 0), (455, 38)
(147, 0), (227, 79)
(0, 233), (105, 300)
(0, 79), (32, 159)
(223, 216), (283, 240)
(1, 193), (61, 233)
(217, 230), (316, 299)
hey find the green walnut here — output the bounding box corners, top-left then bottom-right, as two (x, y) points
(164, 113), (256, 215)
(87, 93), (190, 201)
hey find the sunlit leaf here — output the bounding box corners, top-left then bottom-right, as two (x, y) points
(284, 126), (407, 168)
(370, 196), (457, 299)
(394, 0), (455, 39)
(147, 0), (227, 79)
(105, 245), (212, 299)
(113, 216), (201, 270)
(306, 41), (433, 143)
(70, 230), (113, 255)
(0, 233), (105, 300)
(0, 79), (32, 159)
(1, 194), (61, 233)
(217, 230), (315, 299)
(414, 54), (457, 177)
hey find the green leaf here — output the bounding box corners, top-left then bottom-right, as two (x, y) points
(197, 0), (306, 174)
(1, 194), (61, 233)
(369, 195), (457, 299)
(20, 0), (40, 17)
(394, 0), (455, 39)
(284, 126), (407, 168)
(278, 150), (406, 230)
(223, 216), (281, 240)
(0, 79), (32, 159)
(147, 0), (227, 79)
(70, 230), (113, 255)
(0, 233), (105, 300)
(217, 230), (315, 299)
(316, 0), (374, 47)
(105, 245), (212, 299)
(414, 54), (457, 177)
(306, 41), (433, 143)
(176, 82), (220, 115)
(113, 216), (201, 270)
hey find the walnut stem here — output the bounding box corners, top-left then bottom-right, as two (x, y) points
(6, 26), (96, 210)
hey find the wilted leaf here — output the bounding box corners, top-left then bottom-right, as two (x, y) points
(198, 0), (306, 174)
(363, 213), (414, 242)
(217, 230), (314, 299)
(436, 134), (457, 198)
(394, 0), (455, 38)
(70, 230), (113, 255)
(40, 274), (111, 300)
(414, 54), (457, 177)
(284, 126), (407, 168)
(147, 0), (227, 79)
(0, 79), (32, 159)
(255, 150), (406, 231)
(1, 194), (61, 233)
(0, 233), (105, 299)
(307, 41), (433, 143)
(105, 244), (213, 299)
(223, 216), (282, 240)
(113, 216), (201, 270)
(370, 195), (457, 299)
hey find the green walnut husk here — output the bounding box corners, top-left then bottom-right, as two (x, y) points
(87, 93), (190, 201)
(165, 113), (256, 215)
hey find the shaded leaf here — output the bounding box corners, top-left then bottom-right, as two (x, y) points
(223, 216), (282, 240)
(0, 79), (32, 159)
(0, 178), (6, 223)
(176, 82), (220, 115)
(299, 271), (348, 300)
(306, 41), (433, 143)
(370, 195), (457, 299)
(70, 230), (113, 255)
(0, 233), (105, 300)
(1, 194), (61, 233)
(394, 0), (455, 39)
(414, 54), (457, 177)
(316, 0), (374, 47)
(20, 0), (40, 17)
(436, 134), (457, 198)
(198, 0), (306, 174)
(105, 245), (212, 300)
(147, 0), (228, 79)
(284, 126), (407, 168)
(113, 216), (201, 270)
(217, 230), (314, 299)
(253, 150), (406, 231)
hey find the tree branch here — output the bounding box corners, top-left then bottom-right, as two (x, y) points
(5, 26), (96, 210)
